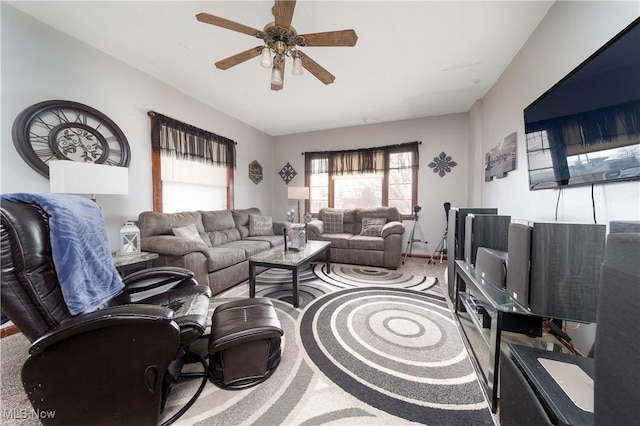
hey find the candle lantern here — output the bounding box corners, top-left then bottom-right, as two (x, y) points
(119, 221), (141, 255)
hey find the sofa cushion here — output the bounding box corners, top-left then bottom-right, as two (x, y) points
(207, 247), (246, 272)
(232, 208), (262, 238)
(360, 217), (386, 237)
(172, 223), (206, 243)
(206, 229), (242, 247)
(245, 235), (285, 248)
(138, 211), (205, 238)
(201, 210), (236, 232)
(249, 214), (274, 236)
(322, 211), (344, 233)
(221, 240), (271, 257)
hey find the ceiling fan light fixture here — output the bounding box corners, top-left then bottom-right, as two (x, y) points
(260, 47), (272, 68)
(292, 55), (303, 76)
(271, 64), (283, 85)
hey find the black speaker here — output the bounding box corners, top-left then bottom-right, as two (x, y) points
(475, 247), (508, 290)
(507, 221), (606, 323)
(506, 222), (533, 309)
(446, 207), (498, 300)
(594, 233), (640, 426)
(463, 214), (511, 266)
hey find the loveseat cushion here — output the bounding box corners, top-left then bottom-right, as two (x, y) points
(322, 211), (344, 233)
(354, 207), (402, 235)
(360, 217), (386, 237)
(319, 208), (357, 234)
(314, 233), (351, 249)
(348, 235), (385, 251)
(138, 211), (205, 238)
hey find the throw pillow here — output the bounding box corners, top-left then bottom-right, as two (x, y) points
(249, 214), (274, 236)
(323, 211), (344, 234)
(172, 223), (204, 243)
(360, 217), (386, 237)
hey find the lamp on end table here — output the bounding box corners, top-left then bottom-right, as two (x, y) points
(287, 186), (309, 223)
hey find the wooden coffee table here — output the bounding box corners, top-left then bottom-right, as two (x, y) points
(248, 240), (331, 308)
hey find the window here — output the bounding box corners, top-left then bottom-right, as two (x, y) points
(160, 155), (228, 213)
(149, 111), (236, 212)
(305, 142), (419, 217)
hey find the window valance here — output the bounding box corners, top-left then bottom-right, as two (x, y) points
(304, 141), (420, 175)
(148, 111), (236, 167)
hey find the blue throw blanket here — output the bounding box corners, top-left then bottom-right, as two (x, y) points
(2, 193), (124, 315)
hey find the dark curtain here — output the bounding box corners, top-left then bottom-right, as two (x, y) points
(149, 111), (236, 167)
(305, 141), (419, 175)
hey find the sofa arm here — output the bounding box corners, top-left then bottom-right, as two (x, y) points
(381, 221), (404, 238)
(142, 235), (210, 258)
(272, 220), (291, 236)
(307, 220), (324, 239)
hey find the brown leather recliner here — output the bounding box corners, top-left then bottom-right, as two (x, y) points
(0, 200), (212, 426)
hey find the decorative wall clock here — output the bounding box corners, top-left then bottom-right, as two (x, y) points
(12, 100), (131, 177)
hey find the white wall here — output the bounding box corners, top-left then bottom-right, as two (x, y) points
(479, 1), (640, 224)
(274, 114), (470, 256)
(1, 5), (275, 249)
(477, 1), (640, 353)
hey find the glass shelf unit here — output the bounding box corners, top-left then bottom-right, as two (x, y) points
(454, 260), (562, 413)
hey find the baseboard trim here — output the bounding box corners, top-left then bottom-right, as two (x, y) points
(1, 324), (20, 339)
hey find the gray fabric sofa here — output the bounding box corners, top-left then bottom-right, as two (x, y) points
(306, 207), (405, 269)
(138, 208), (288, 295)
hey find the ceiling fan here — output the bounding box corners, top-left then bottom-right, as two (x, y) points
(196, 0), (358, 91)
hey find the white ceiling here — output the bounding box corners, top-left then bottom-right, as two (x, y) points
(8, 1), (554, 136)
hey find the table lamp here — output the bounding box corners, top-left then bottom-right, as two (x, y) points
(287, 186), (309, 223)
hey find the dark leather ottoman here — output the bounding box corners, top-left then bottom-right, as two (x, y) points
(208, 298), (283, 389)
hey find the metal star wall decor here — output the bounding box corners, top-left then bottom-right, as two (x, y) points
(428, 152), (457, 178)
(278, 161), (298, 184)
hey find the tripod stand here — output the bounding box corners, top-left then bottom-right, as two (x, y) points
(403, 206), (425, 265)
(428, 202), (451, 265)
(428, 230), (447, 264)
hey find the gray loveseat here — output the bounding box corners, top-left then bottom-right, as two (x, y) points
(138, 208), (288, 295)
(306, 207), (405, 269)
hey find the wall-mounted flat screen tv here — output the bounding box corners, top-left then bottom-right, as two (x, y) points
(524, 17), (640, 190)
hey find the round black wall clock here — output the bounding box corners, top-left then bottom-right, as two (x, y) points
(12, 100), (131, 177)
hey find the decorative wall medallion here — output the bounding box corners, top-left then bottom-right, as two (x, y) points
(428, 152), (457, 178)
(278, 161), (298, 184)
(485, 132), (517, 182)
(249, 160), (263, 184)
(12, 100), (131, 177)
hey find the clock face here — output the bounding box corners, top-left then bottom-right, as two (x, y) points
(12, 100), (131, 177)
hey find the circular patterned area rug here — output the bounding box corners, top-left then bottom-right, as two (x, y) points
(300, 286), (493, 425)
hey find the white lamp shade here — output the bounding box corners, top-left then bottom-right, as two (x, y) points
(288, 186), (309, 200)
(49, 161), (128, 196)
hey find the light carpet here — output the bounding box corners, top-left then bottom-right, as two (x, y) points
(163, 263), (494, 425)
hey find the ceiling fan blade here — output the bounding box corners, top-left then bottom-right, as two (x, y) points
(299, 51), (335, 85)
(215, 46), (262, 70)
(298, 30), (358, 47)
(271, 59), (285, 91)
(196, 12), (261, 37)
(273, 0), (296, 29)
